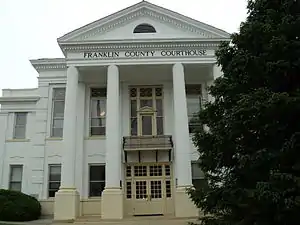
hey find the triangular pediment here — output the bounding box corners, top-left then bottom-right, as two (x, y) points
(58, 1), (230, 43)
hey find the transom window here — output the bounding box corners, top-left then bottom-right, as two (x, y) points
(130, 86), (163, 136)
(51, 88), (66, 137)
(90, 88), (107, 136)
(186, 84), (202, 133)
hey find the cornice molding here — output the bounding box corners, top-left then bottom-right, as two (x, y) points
(30, 58), (67, 73)
(61, 41), (222, 52)
(0, 96), (40, 103)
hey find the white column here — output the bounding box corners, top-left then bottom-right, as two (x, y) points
(172, 63), (192, 187)
(60, 66), (79, 189)
(105, 64), (121, 188)
(206, 63), (222, 102)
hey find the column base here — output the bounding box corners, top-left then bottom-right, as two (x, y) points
(174, 186), (199, 218)
(54, 188), (80, 222)
(101, 188), (123, 219)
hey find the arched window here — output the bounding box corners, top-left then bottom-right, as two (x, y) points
(133, 23), (156, 33)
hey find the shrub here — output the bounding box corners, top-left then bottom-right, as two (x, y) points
(0, 189), (41, 221)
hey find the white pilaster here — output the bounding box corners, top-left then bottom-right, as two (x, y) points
(172, 63), (192, 186)
(54, 66), (80, 221)
(101, 64), (123, 219)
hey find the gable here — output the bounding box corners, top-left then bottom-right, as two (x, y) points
(58, 1), (230, 43)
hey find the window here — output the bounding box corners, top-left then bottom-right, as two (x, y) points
(89, 165), (105, 197)
(9, 165), (23, 192)
(13, 112), (27, 139)
(48, 164), (61, 197)
(90, 88), (107, 136)
(186, 84), (202, 133)
(133, 23), (156, 33)
(191, 162), (208, 190)
(130, 87), (163, 136)
(51, 88), (66, 137)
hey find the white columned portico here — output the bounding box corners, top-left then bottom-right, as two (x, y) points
(101, 64), (123, 219)
(172, 63), (198, 217)
(54, 66), (80, 221)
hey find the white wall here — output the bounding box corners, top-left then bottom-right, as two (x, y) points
(0, 72), (208, 200)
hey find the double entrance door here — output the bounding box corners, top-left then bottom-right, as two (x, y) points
(125, 163), (172, 216)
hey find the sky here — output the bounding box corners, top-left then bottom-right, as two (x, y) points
(0, 0), (248, 96)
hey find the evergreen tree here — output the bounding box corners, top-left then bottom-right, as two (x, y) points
(188, 1), (300, 225)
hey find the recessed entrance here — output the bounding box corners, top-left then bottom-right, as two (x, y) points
(125, 163), (173, 216)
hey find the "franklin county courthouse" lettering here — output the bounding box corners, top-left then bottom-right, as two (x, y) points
(83, 49), (207, 59)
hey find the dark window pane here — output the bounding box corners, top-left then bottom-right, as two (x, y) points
(140, 99), (153, 108)
(131, 118), (137, 135)
(53, 101), (65, 118)
(192, 179), (208, 190)
(91, 88), (107, 97)
(91, 127), (105, 135)
(53, 118), (64, 128)
(53, 88), (66, 100)
(89, 182), (105, 197)
(131, 100), (137, 117)
(51, 128), (63, 137)
(156, 117), (163, 135)
(90, 99), (106, 117)
(10, 182), (22, 192)
(48, 190), (57, 198)
(90, 165), (105, 181)
(49, 182), (60, 189)
(142, 116), (152, 135)
(156, 99), (163, 116)
(91, 118), (106, 127)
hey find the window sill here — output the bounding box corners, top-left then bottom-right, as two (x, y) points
(86, 197), (102, 201)
(85, 136), (106, 140)
(6, 139), (30, 142)
(46, 137), (63, 141)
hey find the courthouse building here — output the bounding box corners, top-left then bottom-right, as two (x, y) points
(0, 1), (229, 221)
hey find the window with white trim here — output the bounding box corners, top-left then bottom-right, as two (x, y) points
(90, 88), (106, 136)
(51, 88), (66, 137)
(9, 165), (23, 192)
(13, 112), (27, 139)
(89, 165), (105, 197)
(48, 164), (61, 198)
(191, 162), (208, 190)
(186, 84), (202, 133)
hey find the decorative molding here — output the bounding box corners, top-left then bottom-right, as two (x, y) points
(48, 154), (62, 158)
(88, 153), (105, 157)
(30, 58), (66, 73)
(58, 1), (230, 43)
(9, 156), (25, 159)
(0, 96), (40, 103)
(61, 40), (222, 53)
(6, 139), (30, 143)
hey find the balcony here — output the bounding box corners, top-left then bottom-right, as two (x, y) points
(122, 135), (173, 162)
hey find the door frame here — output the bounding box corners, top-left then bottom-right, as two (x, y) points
(124, 162), (174, 216)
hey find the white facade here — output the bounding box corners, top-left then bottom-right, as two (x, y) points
(0, 1), (228, 221)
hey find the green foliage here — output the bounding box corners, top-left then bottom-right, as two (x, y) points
(0, 189), (41, 222)
(188, 0), (300, 225)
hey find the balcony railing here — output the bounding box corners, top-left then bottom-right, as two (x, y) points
(123, 135), (173, 151)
